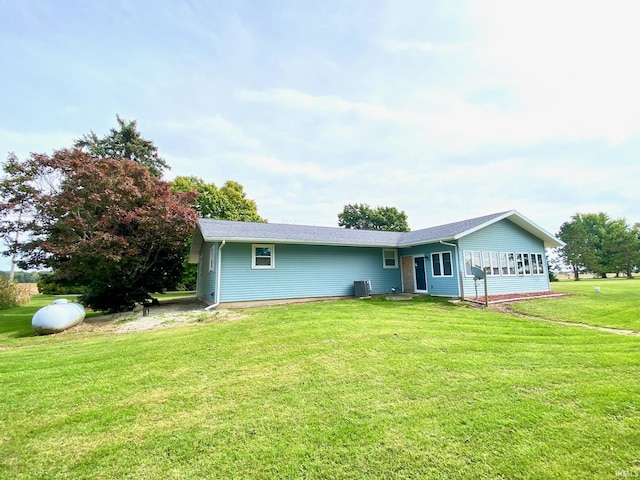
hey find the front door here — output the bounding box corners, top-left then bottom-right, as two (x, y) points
(415, 256), (427, 292)
(401, 256), (415, 293)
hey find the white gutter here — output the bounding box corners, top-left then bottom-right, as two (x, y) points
(440, 240), (463, 298)
(205, 240), (226, 310)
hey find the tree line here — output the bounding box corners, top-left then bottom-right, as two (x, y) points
(0, 270), (48, 283)
(557, 212), (640, 280)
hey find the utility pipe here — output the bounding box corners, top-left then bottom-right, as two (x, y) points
(205, 240), (226, 310)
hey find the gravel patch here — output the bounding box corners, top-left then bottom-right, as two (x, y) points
(66, 297), (245, 335)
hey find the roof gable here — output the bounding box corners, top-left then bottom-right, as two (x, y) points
(398, 211), (510, 246)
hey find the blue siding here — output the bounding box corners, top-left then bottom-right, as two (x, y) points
(399, 245), (461, 297)
(458, 219), (550, 297)
(217, 242), (402, 302)
(196, 242), (217, 303)
(195, 218), (552, 303)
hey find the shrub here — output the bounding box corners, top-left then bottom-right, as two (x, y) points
(0, 275), (32, 309)
(37, 275), (85, 295)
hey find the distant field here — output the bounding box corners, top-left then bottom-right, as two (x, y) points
(556, 273), (638, 281)
(0, 288), (639, 479)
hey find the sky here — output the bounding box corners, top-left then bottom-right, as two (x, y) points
(2, 0), (640, 270)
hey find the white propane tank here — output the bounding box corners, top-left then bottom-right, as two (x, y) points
(32, 299), (86, 334)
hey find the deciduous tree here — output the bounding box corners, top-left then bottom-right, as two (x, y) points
(602, 219), (640, 278)
(338, 203), (409, 232)
(558, 213), (603, 280)
(171, 176), (265, 289)
(172, 176), (265, 222)
(1, 149), (197, 311)
(0, 153), (38, 280)
(558, 212), (640, 280)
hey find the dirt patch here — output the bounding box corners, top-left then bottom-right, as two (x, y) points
(489, 300), (640, 337)
(65, 297), (245, 335)
(465, 291), (567, 305)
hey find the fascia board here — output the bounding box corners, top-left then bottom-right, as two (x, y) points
(397, 236), (457, 248)
(200, 235), (399, 248)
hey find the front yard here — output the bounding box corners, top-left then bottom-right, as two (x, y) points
(0, 282), (639, 479)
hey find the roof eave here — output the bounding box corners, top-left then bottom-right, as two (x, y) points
(398, 236), (457, 248)
(200, 235), (399, 248)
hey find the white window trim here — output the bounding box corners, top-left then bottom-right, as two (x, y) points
(252, 244), (275, 269)
(464, 250), (483, 277)
(502, 252), (516, 276)
(532, 253), (545, 275)
(464, 250), (546, 277)
(382, 249), (398, 269)
(432, 251), (454, 277)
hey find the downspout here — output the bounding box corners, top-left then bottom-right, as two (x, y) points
(205, 240), (226, 310)
(440, 240), (464, 299)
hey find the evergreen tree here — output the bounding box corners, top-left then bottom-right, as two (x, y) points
(74, 115), (169, 177)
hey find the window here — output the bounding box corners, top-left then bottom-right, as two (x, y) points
(523, 253), (531, 275)
(443, 252), (453, 276)
(531, 253), (545, 275)
(500, 252), (509, 275)
(383, 249), (398, 268)
(464, 250), (543, 277)
(252, 244), (275, 269)
(432, 253), (441, 276)
(516, 253), (524, 275)
(464, 251), (482, 276)
(464, 251), (472, 275)
(507, 253), (516, 275)
(431, 252), (453, 277)
(209, 245), (216, 272)
(482, 251), (492, 275)
(490, 252), (500, 276)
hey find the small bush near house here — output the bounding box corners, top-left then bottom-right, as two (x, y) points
(0, 275), (33, 309)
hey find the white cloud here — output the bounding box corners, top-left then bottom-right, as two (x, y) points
(466, 0), (640, 145)
(237, 88), (407, 123)
(0, 129), (77, 158)
(380, 39), (462, 54)
(229, 153), (355, 182)
(161, 116), (261, 150)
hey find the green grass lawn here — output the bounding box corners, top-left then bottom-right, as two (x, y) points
(1, 291), (639, 479)
(511, 277), (640, 332)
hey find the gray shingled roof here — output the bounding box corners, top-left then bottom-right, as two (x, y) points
(194, 210), (563, 251)
(190, 210), (563, 264)
(196, 218), (404, 247)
